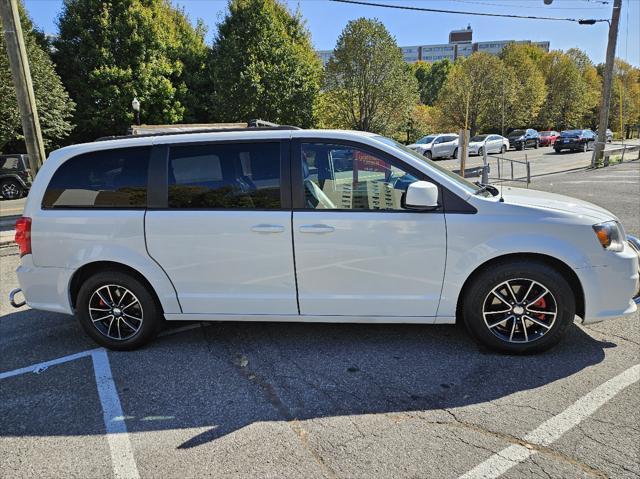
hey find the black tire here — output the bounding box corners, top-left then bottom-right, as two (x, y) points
(478, 147), (484, 157)
(424, 150), (432, 160)
(554, 148), (562, 154)
(462, 259), (575, 354)
(76, 270), (162, 350)
(500, 145), (507, 154)
(0, 179), (24, 200)
(451, 148), (458, 159)
(534, 140), (539, 149)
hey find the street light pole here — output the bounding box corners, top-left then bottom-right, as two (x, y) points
(592, 0), (622, 167)
(0, 0), (46, 175)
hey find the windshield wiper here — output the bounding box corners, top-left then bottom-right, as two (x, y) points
(474, 182), (499, 196)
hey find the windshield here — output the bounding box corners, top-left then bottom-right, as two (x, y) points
(508, 130), (525, 137)
(415, 135), (436, 144)
(561, 130), (581, 138)
(540, 131), (552, 136)
(470, 135), (487, 142)
(374, 136), (491, 197)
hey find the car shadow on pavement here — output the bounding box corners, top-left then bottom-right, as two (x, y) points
(0, 315), (612, 446)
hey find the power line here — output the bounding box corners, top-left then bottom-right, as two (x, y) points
(449, 0), (607, 10)
(328, 0), (609, 23)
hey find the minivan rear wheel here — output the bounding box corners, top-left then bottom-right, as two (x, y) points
(462, 260), (575, 354)
(76, 270), (162, 350)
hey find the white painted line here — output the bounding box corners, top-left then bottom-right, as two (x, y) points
(92, 349), (140, 479)
(0, 348), (99, 380)
(459, 364), (640, 479)
(562, 180), (638, 184)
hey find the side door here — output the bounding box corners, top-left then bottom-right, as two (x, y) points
(291, 140), (447, 317)
(431, 136), (445, 158)
(145, 140), (298, 315)
(442, 135), (458, 157)
(485, 135), (497, 153)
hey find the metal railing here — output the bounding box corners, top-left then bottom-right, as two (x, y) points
(481, 150), (531, 186)
(591, 141), (640, 167)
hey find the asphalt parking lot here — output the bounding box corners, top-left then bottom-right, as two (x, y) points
(1, 161), (639, 478)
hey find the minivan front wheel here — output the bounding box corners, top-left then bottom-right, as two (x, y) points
(76, 271), (162, 350)
(462, 260), (575, 354)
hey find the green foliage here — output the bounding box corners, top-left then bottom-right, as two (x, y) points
(0, 3), (74, 152)
(436, 53), (508, 135)
(412, 59), (451, 106)
(536, 51), (592, 130)
(500, 44), (546, 130)
(207, 0), (323, 128)
(53, 0), (208, 142)
(609, 59), (640, 135)
(322, 18), (418, 136)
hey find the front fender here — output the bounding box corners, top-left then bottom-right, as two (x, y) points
(438, 219), (595, 318)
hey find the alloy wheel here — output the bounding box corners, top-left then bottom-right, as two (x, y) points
(1, 182), (21, 199)
(482, 278), (557, 344)
(88, 284), (144, 340)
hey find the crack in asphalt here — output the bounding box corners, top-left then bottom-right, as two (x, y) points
(440, 408), (608, 478)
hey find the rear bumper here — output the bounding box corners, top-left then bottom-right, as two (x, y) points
(554, 141), (585, 150)
(15, 254), (74, 315)
(580, 236), (640, 324)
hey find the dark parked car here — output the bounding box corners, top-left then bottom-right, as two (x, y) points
(538, 130), (560, 147)
(0, 154), (31, 199)
(507, 129), (539, 150)
(554, 129), (597, 153)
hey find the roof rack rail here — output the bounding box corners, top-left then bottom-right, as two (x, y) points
(94, 119), (301, 142)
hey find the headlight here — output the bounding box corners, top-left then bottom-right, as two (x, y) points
(592, 221), (625, 252)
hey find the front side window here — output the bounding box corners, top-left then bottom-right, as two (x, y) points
(301, 143), (423, 211)
(42, 147), (150, 208)
(168, 142), (281, 209)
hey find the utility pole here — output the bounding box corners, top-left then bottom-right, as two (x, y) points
(592, 0), (622, 167)
(0, 0), (46, 175)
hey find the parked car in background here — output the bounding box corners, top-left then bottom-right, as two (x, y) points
(507, 129), (540, 150)
(0, 154), (31, 200)
(10, 127), (640, 354)
(407, 133), (459, 160)
(468, 134), (509, 156)
(554, 129), (597, 153)
(538, 131), (560, 147)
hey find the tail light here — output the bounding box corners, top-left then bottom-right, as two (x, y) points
(15, 217), (32, 257)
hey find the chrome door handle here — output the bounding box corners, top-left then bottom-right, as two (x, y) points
(299, 224), (335, 234)
(251, 224), (285, 234)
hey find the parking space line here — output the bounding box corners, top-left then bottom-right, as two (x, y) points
(0, 348), (99, 380)
(92, 349), (140, 479)
(459, 364), (640, 479)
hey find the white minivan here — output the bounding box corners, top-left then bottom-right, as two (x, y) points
(10, 127), (640, 353)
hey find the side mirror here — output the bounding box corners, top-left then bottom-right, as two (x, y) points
(405, 181), (439, 210)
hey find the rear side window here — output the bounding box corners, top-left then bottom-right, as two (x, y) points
(168, 142), (281, 209)
(42, 147), (150, 208)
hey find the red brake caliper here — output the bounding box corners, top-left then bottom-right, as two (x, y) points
(532, 296), (547, 321)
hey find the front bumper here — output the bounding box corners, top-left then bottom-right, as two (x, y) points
(580, 235), (640, 323)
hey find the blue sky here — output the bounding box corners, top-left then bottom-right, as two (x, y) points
(23, 0), (639, 66)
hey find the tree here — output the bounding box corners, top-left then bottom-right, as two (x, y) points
(536, 51), (592, 130)
(323, 18), (418, 135)
(207, 0), (322, 128)
(500, 44), (546, 130)
(436, 53), (508, 135)
(609, 59), (640, 136)
(1, 2), (74, 152)
(54, 0), (208, 142)
(412, 59), (451, 106)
